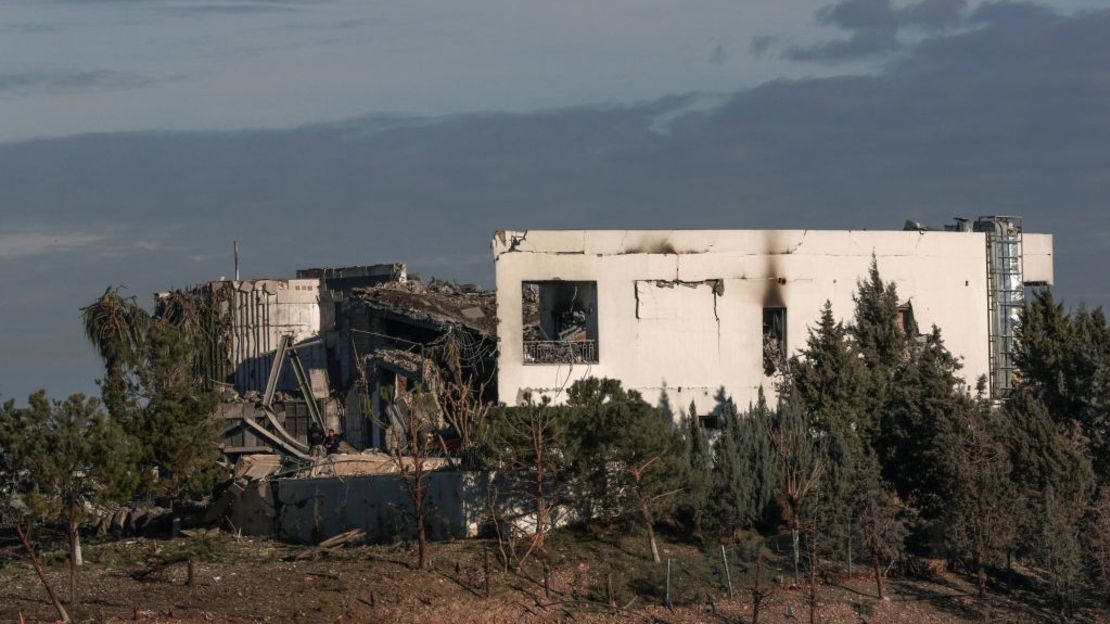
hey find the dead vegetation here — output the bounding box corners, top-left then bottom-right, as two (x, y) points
(3, 528), (1105, 624)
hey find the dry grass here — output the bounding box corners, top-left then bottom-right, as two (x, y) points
(0, 528), (1105, 623)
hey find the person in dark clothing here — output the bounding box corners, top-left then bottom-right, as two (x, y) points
(324, 428), (342, 455)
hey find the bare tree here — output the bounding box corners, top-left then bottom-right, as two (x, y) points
(480, 396), (568, 566)
(772, 397), (825, 582)
(385, 390), (442, 569)
(429, 329), (494, 452)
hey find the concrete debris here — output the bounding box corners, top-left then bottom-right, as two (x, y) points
(233, 454), (283, 482)
(347, 278), (497, 336)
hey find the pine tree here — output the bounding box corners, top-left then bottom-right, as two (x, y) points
(482, 395), (573, 563)
(137, 318), (222, 500)
(605, 386), (687, 562)
(0, 392), (138, 607)
(564, 379), (629, 523)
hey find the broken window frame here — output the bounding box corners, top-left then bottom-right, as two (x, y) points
(521, 280), (599, 365)
(896, 303), (917, 337)
(762, 307), (787, 375)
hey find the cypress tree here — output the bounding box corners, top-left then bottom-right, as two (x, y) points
(681, 400), (710, 534)
(705, 390), (778, 536)
(706, 393), (746, 536)
(743, 390), (779, 530)
(878, 327), (964, 524)
(944, 388), (1020, 597)
(851, 449), (906, 599)
(791, 301), (871, 559)
(850, 256), (907, 376)
(1005, 389), (1094, 535)
(1015, 289), (1110, 484)
(792, 301), (869, 437)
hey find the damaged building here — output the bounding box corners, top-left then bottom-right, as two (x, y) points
(159, 217), (1049, 456)
(493, 218), (1052, 413)
(155, 263), (496, 461)
(148, 218), (1054, 544)
(336, 278), (497, 449)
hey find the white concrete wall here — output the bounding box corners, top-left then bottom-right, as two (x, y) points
(493, 229), (1053, 415)
(226, 278), (326, 393)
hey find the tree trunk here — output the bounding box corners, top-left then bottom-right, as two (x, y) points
(415, 468), (427, 569)
(533, 423), (547, 550)
(809, 515), (817, 624)
(976, 551), (986, 598)
(67, 517), (80, 606)
(16, 523), (70, 623)
(872, 550), (884, 600)
(752, 551), (763, 624)
(643, 503), (660, 564)
(792, 519), (801, 582)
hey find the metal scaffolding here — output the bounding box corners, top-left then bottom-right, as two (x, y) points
(975, 216), (1024, 400)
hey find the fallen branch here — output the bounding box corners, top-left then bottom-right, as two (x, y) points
(15, 522), (70, 623)
(318, 529), (365, 549)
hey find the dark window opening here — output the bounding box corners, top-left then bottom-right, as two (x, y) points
(763, 308), (786, 375)
(522, 281), (599, 364)
(895, 304), (917, 337)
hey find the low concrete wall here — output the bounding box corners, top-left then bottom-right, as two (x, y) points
(272, 471), (491, 544)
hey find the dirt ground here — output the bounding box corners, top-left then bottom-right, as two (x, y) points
(2, 530), (1106, 624)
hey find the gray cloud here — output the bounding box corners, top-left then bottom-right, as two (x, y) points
(0, 70), (162, 98)
(750, 35), (776, 56)
(0, 230), (107, 259)
(0, 2), (1107, 401)
(710, 44), (728, 65)
(786, 0), (969, 61)
(902, 0), (968, 28)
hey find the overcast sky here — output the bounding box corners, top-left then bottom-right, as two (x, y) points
(1, 0), (1108, 400)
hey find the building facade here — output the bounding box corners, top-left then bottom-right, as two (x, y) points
(493, 223), (1053, 414)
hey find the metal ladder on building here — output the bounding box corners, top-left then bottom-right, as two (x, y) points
(976, 216), (1024, 400)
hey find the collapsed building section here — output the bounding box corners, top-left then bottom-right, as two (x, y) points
(337, 279), (498, 449)
(156, 264), (496, 463)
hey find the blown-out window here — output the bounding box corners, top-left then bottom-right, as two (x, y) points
(763, 307), (786, 375)
(522, 281), (599, 364)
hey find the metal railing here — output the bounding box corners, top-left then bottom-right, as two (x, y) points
(524, 340), (598, 364)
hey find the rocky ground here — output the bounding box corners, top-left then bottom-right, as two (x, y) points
(1, 528), (1105, 623)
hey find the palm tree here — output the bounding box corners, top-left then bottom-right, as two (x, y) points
(80, 286), (149, 420)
